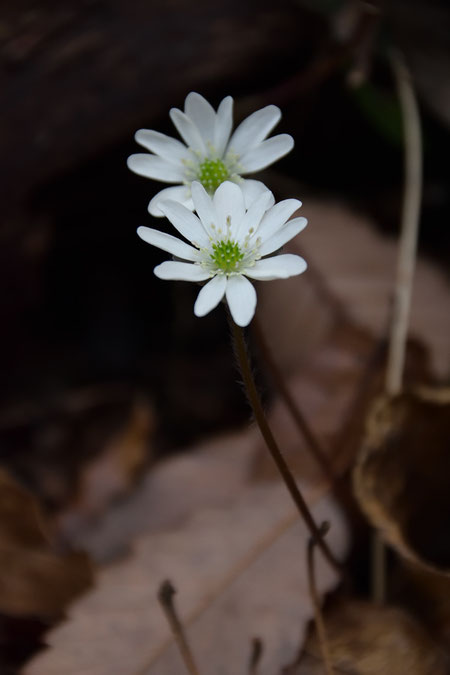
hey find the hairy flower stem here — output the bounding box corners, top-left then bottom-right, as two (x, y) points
(307, 522), (335, 675)
(252, 317), (336, 483)
(158, 580), (200, 675)
(228, 314), (341, 573)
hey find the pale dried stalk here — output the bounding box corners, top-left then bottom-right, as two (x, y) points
(373, 50), (423, 605)
(386, 51), (423, 396)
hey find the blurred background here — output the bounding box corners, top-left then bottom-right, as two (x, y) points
(0, 0), (449, 670)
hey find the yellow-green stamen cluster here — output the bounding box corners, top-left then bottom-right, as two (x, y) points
(197, 158), (229, 193)
(210, 239), (244, 273)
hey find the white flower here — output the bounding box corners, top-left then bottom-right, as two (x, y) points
(127, 92), (294, 217)
(137, 181), (307, 327)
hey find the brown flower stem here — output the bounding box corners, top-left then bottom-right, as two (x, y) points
(157, 580), (200, 675)
(228, 314), (341, 574)
(371, 50), (423, 606)
(307, 522), (335, 675)
(252, 316), (336, 483)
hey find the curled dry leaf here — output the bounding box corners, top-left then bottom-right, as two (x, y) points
(353, 387), (450, 574)
(400, 562), (450, 655)
(0, 469), (92, 617)
(286, 599), (448, 674)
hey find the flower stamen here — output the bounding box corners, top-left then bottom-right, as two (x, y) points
(210, 239), (244, 273)
(197, 158), (230, 193)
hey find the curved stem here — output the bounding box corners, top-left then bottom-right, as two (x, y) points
(252, 317), (336, 483)
(386, 50), (423, 396)
(372, 50), (423, 605)
(228, 314), (341, 573)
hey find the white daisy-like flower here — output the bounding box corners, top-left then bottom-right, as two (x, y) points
(127, 92), (294, 217)
(137, 181), (307, 327)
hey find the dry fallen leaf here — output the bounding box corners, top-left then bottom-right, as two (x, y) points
(353, 387), (450, 574)
(57, 397), (155, 545)
(253, 196), (438, 485)
(25, 474), (348, 675)
(259, 193), (450, 379)
(0, 469), (92, 617)
(286, 599), (448, 674)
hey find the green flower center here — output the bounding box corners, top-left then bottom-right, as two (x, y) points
(210, 239), (244, 273)
(197, 158), (229, 193)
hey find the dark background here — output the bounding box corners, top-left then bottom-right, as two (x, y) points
(0, 0), (449, 669)
(1, 0), (449, 498)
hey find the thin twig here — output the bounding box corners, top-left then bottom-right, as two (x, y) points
(248, 637), (264, 674)
(157, 580), (200, 675)
(372, 50), (423, 605)
(252, 317), (336, 484)
(228, 313), (341, 574)
(307, 522), (335, 675)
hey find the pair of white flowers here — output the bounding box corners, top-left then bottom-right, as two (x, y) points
(128, 92), (307, 326)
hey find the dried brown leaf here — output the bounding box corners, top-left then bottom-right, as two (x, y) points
(259, 196), (450, 379)
(62, 427), (258, 562)
(24, 445), (348, 675)
(0, 469), (92, 617)
(288, 599), (448, 675)
(353, 388), (450, 574)
(400, 562), (450, 654)
(57, 398), (154, 544)
(253, 197), (438, 485)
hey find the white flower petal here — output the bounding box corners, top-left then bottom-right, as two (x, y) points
(127, 154), (185, 183)
(258, 217), (308, 256)
(256, 199), (302, 241)
(245, 254), (307, 280)
(154, 261), (211, 282)
(214, 96), (233, 156)
(194, 275), (227, 317)
(184, 92), (216, 146)
(137, 226), (199, 261)
(234, 189), (273, 243)
(228, 105), (281, 156)
(170, 108), (206, 154)
(240, 179), (275, 209)
(191, 182), (217, 237)
(213, 181), (246, 236)
(240, 134), (294, 173)
(158, 200), (210, 248)
(148, 186), (194, 217)
(134, 130), (189, 164)
(225, 275), (257, 327)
